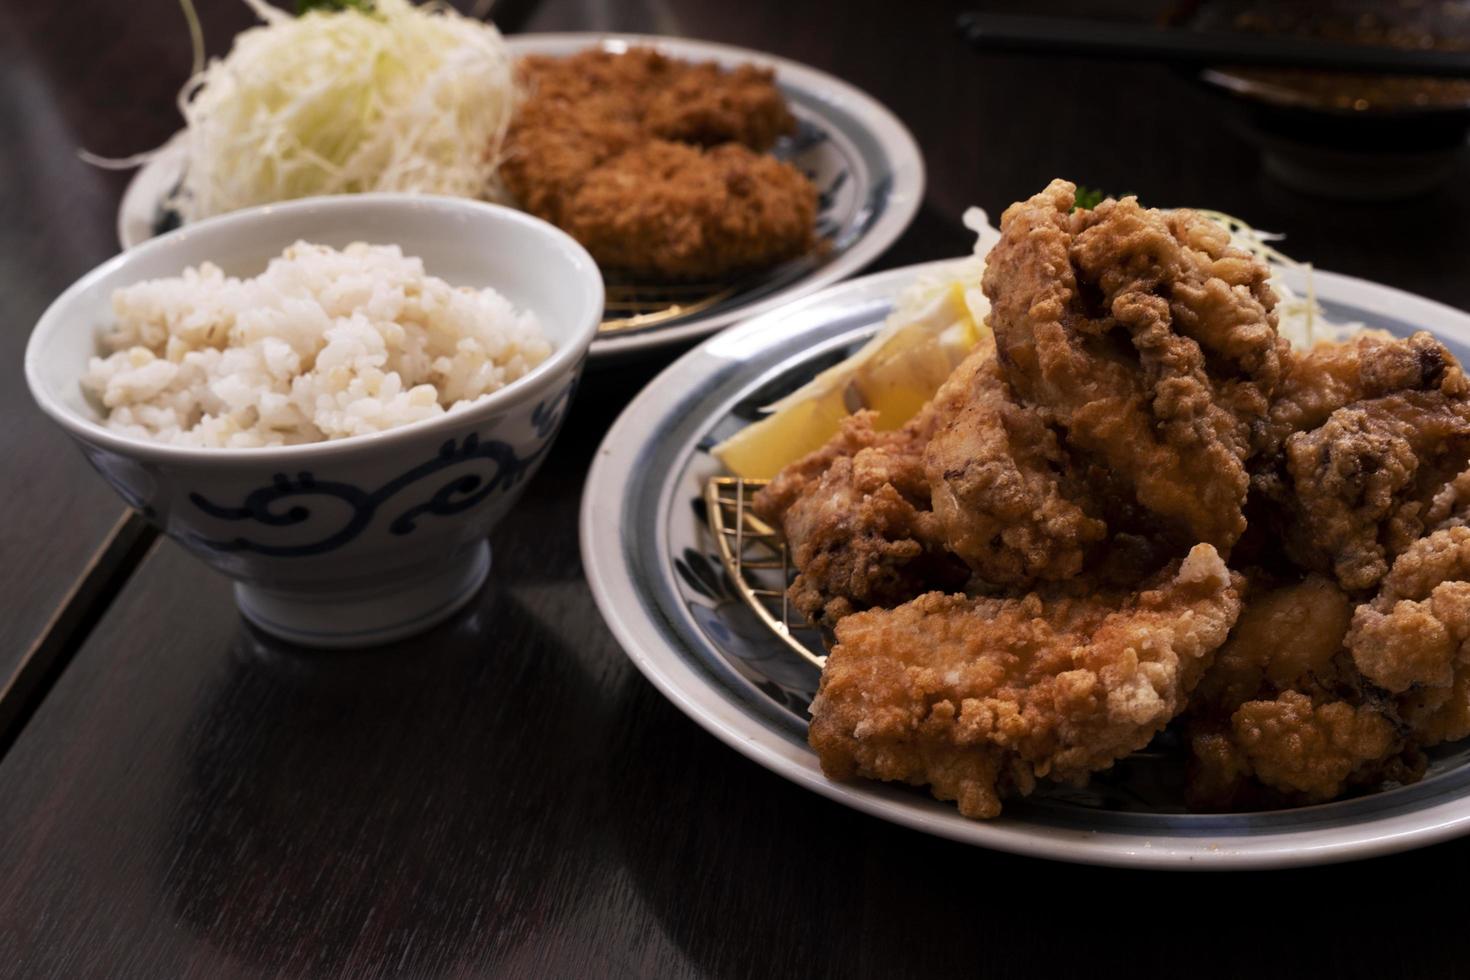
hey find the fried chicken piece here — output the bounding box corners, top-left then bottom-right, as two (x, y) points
(1191, 574), (1352, 711)
(812, 546), (1241, 816)
(980, 179), (1286, 554)
(1182, 575), (1396, 806)
(1347, 526), (1470, 743)
(923, 350), (1106, 586)
(1258, 330), (1458, 453)
(1425, 466), (1470, 532)
(753, 358), (978, 628)
(1278, 390), (1470, 592)
(766, 180), (1288, 626)
(500, 47), (812, 280)
(562, 142), (816, 280)
(1186, 568), (1452, 808)
(808, 545), (1242, 818)
(1229, 691), (1399, 802)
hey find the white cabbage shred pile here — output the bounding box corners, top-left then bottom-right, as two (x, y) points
(174, 0), (516, 219)
(1195, 209), (1365, 348)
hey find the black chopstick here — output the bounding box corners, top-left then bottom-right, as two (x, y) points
(0, 510), (158, 758)
(958, 12), (1470, 80)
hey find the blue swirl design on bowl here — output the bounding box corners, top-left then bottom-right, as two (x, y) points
(187, 382), (575, 557)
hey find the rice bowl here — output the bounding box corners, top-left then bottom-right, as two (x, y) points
(26, 194), (602, 646)
(82, 242), (551, 448)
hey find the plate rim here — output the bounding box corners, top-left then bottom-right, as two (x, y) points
(580, 258), (1470, 870)
(115, 31), (926, 362)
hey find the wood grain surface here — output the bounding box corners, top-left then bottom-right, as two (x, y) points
(5, 0), (1470, 977)
(0, 3), (183, 690)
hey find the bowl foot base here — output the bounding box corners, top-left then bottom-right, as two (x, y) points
(234, 540), (491, 649)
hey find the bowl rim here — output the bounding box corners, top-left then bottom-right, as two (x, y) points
(24, 193), (603, 466)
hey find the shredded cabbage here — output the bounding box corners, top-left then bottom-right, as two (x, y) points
(173, 0), (516, 220)
(1194, 209), (1367, 349)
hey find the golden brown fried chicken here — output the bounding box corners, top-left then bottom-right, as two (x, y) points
(977, 179), (1287, 555)
(753, 351), (984, 627)
(809, 545), (1242, 818)
(1347, 526), (1470, 744)
(1254, 332), (1470, 592)
(1260, 332), (1454, 444)
(769, 415), (960, 629)
(1425, 467), (1470, 532)
(1281, 392), (1470, 591)
(1228, 692), (1401, 802)
(1192, 574), (1352, 710)
(749, 177), (1470, 820)
(1185, 534), (1470, 809)
(500, 47), (814, 280)
(922, 350), (1106, 586)
(1183, 575), (1411, 807)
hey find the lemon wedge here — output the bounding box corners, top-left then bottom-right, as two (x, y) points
(713, 223), (996, 480)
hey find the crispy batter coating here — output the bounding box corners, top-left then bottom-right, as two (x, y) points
(809, 546), (1242, 818)
(1192, 574), (1352, 710)
(1348, 526), (1470, 743)
(641, 61), (796, 149)
(1185, 552), (1470, 808)
(979, 179), (1285, 554)
(1229, 691), (1399, 802)
(562, 142), (816, 281)
(1259, 330), (1459, 452)
(1182, 576), (1400, 807)
(923, 350), (1106, 585)
(1425, 467), (1470, 531)
(500, 47), (813, 280)
(1278, 385), (1470, 592)
(753, 355), (980, 627)
(1249, 332), (1470, 586)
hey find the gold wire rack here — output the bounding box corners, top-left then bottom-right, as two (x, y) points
(599, 279), (741, 334)
(598, 249), (824, 335)
(703, 476), (828, 669)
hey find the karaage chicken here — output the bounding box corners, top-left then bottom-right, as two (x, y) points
(810, 545), (1241, 818)
(1253, 333), (1470, 592)
(755, 178), (1470, 818)
(976, 179), (1287, 556)
(1183, 575), (1417, 808)
(753, 343), (985, 627)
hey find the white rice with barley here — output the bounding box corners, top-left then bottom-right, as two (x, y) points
(82, 242), (551, 447)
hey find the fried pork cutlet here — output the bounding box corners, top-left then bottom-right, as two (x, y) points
(642, 61), (797, 149)
(810, 545), (1242, 818)
(500, 47), (815, 280)
(563, 143), (816, 282)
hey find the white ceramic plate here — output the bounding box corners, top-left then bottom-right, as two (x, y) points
(117, 32), (924, 360)
(580, 258), (1470, 869)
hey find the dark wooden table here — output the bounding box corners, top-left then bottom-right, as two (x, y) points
(5, 0), (1470, 976)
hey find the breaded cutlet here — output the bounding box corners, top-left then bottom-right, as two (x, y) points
(500, 47), (817, 280)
